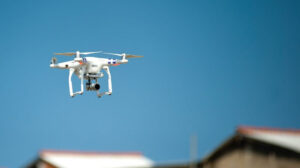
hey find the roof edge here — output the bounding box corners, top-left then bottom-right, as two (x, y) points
(40, 149), (143, 157)
(237, 125), (300, 135)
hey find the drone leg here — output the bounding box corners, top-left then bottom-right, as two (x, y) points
(80, 74), (84, 94)
(74, 70), (84, 95)
(105, 66), (112, 95)
(69, 68), (75, 97)
(73, 68), (85, 96)
(97, 66), (112, 98)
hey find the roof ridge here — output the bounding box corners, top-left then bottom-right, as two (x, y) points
(237, 125), (300, 135)
(40, 149), (143, 156)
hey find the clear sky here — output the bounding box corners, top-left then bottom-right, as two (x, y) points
(0, 0), (299, 167)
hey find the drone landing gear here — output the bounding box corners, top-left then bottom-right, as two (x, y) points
(69, 68), (84, 97)
(86, 78), (111, 98)
(97, 66), (112, 98)
(69, 66), (112, 98)
(97, 91), (112, 98)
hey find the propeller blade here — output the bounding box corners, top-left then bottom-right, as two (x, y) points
(101, 52), (143, 58)
(54, 52), (76, 56)
(80, 51), (102, 55)
(126, 55), (143, 58)
(101, 52), (123, 57)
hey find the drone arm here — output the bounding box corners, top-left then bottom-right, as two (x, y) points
(116, 59), (128, 64)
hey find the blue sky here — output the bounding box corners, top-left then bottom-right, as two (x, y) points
(0, 0), (299, 167)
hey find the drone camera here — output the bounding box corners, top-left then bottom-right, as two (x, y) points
(86, 83), (100, 91)
(94, 83), (100, 90)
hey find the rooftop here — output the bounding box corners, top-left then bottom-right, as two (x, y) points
(32, 149), (153, 168)
(237, 126), (300, 153)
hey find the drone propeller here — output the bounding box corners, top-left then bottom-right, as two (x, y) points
(54, 52), (75, 56)
(80, 51), (102, 55)
(101, 52), (143, 59)
(126, 54), (144, 58)
(54, 51), (101, 57)
(100, 52), (122, 56)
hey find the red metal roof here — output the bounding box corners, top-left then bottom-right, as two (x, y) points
(237, 125), (300, 135)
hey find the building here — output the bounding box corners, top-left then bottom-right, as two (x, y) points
(26, 150), (153, 168)
(155, 126), (300, 168)
(25, 126), (300, 168)
(198, 126), (300, 168)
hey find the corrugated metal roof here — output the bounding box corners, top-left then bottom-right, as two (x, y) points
(238, 126), (300, 153)
(39, 150), (153, 168)
(200, 126), (300, 164)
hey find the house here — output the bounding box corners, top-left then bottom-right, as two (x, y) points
(155, 126), (300, 168)
(26, 150), (153, 168)
(25, 126), (300, 168)
(198, 126), (300, 168)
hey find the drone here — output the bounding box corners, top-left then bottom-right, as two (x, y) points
(50, 51), (143, 98)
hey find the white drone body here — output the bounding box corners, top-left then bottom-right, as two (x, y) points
(50, 51), (142, 98)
